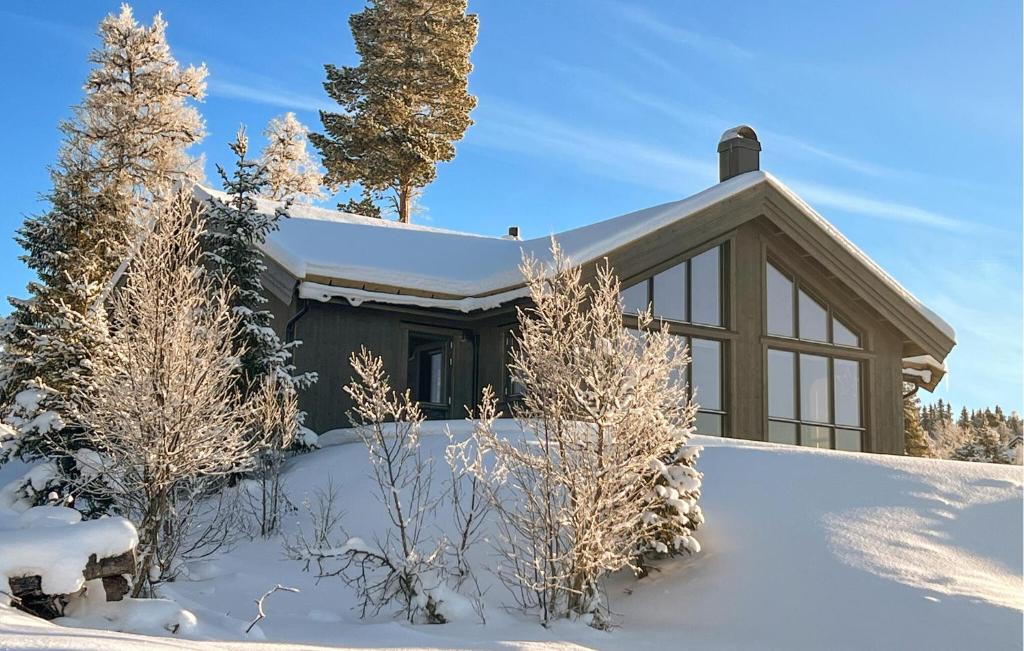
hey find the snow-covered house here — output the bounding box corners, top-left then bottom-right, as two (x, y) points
(195, 126), (955, 454)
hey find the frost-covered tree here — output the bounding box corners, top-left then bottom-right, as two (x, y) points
(953, 424), (1010, 464)
(312, 0), (478, 223)
(204, 127), (315, 396)
(0, 4), (206, 465)
(467, 241), (702, 628)
(903, 389), (931, 458)
(260, 113), (325, 202)
(74, 193), (270, 596)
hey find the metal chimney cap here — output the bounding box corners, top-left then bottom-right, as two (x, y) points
(719, 125), (759, 144)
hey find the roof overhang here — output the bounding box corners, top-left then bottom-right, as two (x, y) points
(901, 355), (947, 392)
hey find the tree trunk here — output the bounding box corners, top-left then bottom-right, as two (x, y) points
(132, 487), (168, 598)
(398, 184), (412, 223)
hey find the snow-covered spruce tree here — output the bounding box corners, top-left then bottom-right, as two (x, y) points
(205, 128), (316, 536)
(204, 127), (316, 396)
(0, 4), (206, 471)
(467, 240), (701, 628)
(260, 112), (325, 202)
(953, 424), (1010, 464)
(903, 388), (932, 457)
(73, 193), (272, 596)
(312, 0), (478, 223)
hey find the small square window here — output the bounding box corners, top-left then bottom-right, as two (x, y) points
(768, 420), (798, 445)
(621, 281), (650, 315)
(836, 428), (862, 452)
(800, 425), (831, 449)
(695, 412), (723, 436)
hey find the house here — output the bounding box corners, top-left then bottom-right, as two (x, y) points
(195, 126), (956, 455)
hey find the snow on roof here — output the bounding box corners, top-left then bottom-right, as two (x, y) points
(194, 173), (765, 297)
(192, 172), (955, 342)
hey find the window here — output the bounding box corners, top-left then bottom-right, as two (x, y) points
(833, 317), (859, 347)
(620, 244), (725, 328)
(653, 263), (686, 322)
(625, 330), (726, 436)
(690, 337), (724, 435)
(766, 262), (794, 337)
(503, 330), (526, 397)
(621, 281), (650, 315)
(427, 351), (443, 404)
(767, 348), (864, 451)
(690, 247), (721, 326)
(766, 261), (860, 347)
(407, 331), (451, 419)
(798, 291), (828, 343)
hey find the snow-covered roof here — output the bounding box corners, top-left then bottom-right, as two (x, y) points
(193, 172), (955, 344)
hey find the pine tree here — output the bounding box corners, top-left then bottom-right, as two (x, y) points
(903, 390), (931, 457)
(260, 112), (325, 202)
(204, 127), (316, 399)
(312, 0), (478, 223)
(1, 4), (206, 464)
(953, 424), (1011, 464)
(340, 191), (383, 219)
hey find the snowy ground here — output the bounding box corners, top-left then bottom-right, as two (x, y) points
(1, 421), (1021, 650)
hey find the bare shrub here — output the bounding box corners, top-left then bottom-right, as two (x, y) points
(248, 376), (299, 537)
(466, 239), (702, 627)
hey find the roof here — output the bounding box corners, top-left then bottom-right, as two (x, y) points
(193, 171), (956, 366)
(195, 174), (769, 300)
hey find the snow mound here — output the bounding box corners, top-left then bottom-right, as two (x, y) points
(1, 422), (1020, 650)
(0, 506), (137, 596)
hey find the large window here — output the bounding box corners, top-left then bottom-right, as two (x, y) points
(625, 330), (726, 436)
(621, 245), (724, 328)
(767, 349), (863, 451)
(765, 259), (865, 451)
(766, 261), (860, 347)
(689, 337), (725, 435)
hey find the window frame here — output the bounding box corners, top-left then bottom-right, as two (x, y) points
(766, 348), (866, 451)
(621, 242), (729, 331)
(687, 335), (727, 436)
(764, 258), (862, 349)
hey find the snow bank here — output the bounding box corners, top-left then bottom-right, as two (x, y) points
(1, 423), (1019, 650)
(57, 580), (197, 637)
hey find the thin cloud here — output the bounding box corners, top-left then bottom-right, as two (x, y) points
(467, 98), (716, 194)
(607, 1), (753, 61)
(793, 180), (969, 232)
(206, 78), (333, 115)
(545, 61), (917, 182)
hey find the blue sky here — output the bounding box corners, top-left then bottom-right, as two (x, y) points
(0, 2), (1020, 412)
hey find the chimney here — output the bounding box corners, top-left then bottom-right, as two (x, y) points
(506, 225), (521, 240)
(718, 125), (761, 182)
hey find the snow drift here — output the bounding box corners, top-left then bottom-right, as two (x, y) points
(0, 421), (1020, 650)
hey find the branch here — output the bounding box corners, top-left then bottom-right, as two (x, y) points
(246, 584), (300, 634)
